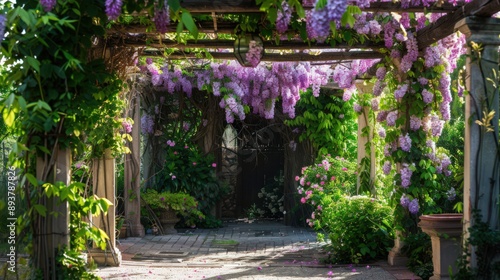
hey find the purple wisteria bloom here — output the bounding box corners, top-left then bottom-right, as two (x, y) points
(386, 111), (398, 126)
(383, 161), (392, 175)
(400, 194), (410, 208)
(105, 0), (123, 20)
(154, 4), (170, 33)
(400, 163), (413, 188)
(408, 198), (419, 214)
(410, 115), (422, 131)
(276, 1), (292, 33)
(41, 0), (57, 12)
(0, 15), (6, 41)
(399, 133), (412, 152)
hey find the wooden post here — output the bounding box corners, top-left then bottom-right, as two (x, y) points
(90, 149), (122, 266)
(355, 81), (377, 195)
(455, 16), (500, 269)
(34, 147), (70, 280)
(125, 93), (145, 237)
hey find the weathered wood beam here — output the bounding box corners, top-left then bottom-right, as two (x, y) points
(180, 0), (464, 13)
(416, 0), (500, 50)
(121, 37), (385, 50)
(181, 0), (261, 13)
(143, 50), (384, 61)
(363, 1), (464, 12)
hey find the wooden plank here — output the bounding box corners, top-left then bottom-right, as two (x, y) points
(416, 0), (500, 50)
(142, 50), (384, 61)
(122, 37), (384, 50)
(180, 0), (261, 13)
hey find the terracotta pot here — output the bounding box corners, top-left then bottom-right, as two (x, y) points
(159, 209), (180, 234)
(419, 213), (463, 280)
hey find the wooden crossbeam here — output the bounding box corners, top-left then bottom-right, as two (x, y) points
(416, 0), (500, 50)
(180, 0), (463, 13)
(142, 50), (384, 62)
(121, 37), (384, 50)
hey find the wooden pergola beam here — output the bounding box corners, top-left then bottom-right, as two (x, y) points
(180, 0), (464, 13)
(121, 38), (385, 50)
(416, 0), (500, 50)
(142, 50), (384, 62)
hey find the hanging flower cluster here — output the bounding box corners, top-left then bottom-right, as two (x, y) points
(141, 60), (333, 125)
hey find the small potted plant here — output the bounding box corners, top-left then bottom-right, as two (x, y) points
(141, 189), (205, 234)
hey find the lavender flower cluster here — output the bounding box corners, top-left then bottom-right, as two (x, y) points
(40, 0), (57, 12)
(141, 114), (154, 135)
(276, 1), (292, 33)
(154, 3), (170, 33)
(0, 14), (6, 42)
(122, 120), (133, 134)
(400, 194), (419, 214)
(245, 40), (263, 67)
(306, 0), (347, 42)
(141, 58), (334, 124)
(105, 0), (123, 20)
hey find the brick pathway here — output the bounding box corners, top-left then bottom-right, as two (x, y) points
(94, 220), (421, 280)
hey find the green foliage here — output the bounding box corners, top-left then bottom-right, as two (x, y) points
(254, 173), (285, 219)
(155, 140), (224, 215)
(56, 249), (99, 280)
(40, 182), (111, 251)
(322, 196), (394, 264)
(141, 189), (205, 226)
(402, 232), (434, 280)
(285, 89), (357, 159)
(454, 210), (500, 280)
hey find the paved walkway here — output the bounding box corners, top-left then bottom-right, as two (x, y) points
(94, 220), (421, 280)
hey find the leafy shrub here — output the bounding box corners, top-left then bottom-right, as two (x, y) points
(322, 196), (394, 264)
(141, 189), (204, 227)
(401, 232), (433, 280)
(296, 155), (394, 264)
(155, 139), (226, 222)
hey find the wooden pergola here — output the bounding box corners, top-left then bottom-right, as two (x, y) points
(99, 0), (500, 272)
(106, 0), (500, 60)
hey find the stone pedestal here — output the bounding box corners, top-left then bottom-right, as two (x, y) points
(419, 214), (463, 280)
(387, 230), (409, 266)
(91, 149), (122, 266)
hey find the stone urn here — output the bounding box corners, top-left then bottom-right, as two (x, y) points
(159, 209), (180, 234)
(418, 213), (463, 280)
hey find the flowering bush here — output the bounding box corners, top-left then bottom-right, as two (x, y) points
(254, 174), (285, 219)
(296, 155), (394, 263)
(296, 155), (358, 215)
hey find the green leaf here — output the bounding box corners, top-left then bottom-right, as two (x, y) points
(33, 204), (47, 217)
(168, 0), (181, 12)
(25, 173), (39, 186)
(26, 56), (40, 72)
(3, 108), (16, 127)
(181, 11), (198, 39)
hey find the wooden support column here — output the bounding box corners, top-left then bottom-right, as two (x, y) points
(34, 147), (70, 280)
(455, 16), (500, 269)
(90, 149), (122, 266)
(125, 94), (145, 237)
(355, 81), (377, 195)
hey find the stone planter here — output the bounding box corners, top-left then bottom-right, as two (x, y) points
(418, 213), (463, 280)
(119, 223), (129, 239)
(159, 209), (180, 234)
